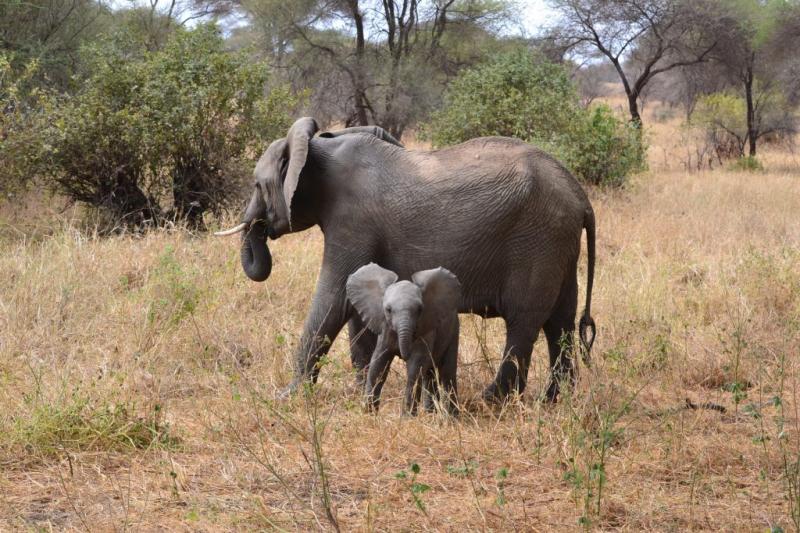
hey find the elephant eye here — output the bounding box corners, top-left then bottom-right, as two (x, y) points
(385, 305), (392, 314)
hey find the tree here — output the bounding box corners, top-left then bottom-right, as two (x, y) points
(551, 0), (719, 126)
(0, 55), (52, 196)
(43, 24), (300, 229)
(236, 0), (516, 138)
(710, 0), (800, 157)
(423, 51), (646, 186)
(0, 0), (111, 91)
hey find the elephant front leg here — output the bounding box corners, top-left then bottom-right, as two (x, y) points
(365, 331), (396, 412)
(404, 358), (429, 416)
(283, 273), (350, 396)
(438, 337), (459, 415)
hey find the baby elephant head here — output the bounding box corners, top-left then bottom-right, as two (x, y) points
(346, 263), (460, 360)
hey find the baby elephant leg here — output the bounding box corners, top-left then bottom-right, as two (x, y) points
(423, 369), (439, 413)
(404, 358), (428, 415)
(437, 338), (459, 415)
(365, 333), (395, 412)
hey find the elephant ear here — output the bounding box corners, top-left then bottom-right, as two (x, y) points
(346, 263), (399, 334)
(318, 126), (404, 147)
(412, 267), (461, 335)
(283, 117), (319, 228)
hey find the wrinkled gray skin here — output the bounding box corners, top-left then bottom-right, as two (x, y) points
(229, 117), (596, 403)
(346, 264), (461, 415)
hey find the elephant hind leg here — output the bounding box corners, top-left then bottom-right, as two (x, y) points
(482, 317), (542, 403)
(543, 269), (579, 402)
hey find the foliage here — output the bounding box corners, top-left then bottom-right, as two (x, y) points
(694, 92), (747, 157)
(555, 105), (647, 188)
(423, 51), (646, 186)
(692, 90), (794, 163)
(422, 51), (578, 146)
(238, 0), (517, 137)
(41, 24), (299, 229)
(10, 382), (176, 458)
(0, 0), (111, 91)
(0, 54), (53, 197)
(550, 0), (720, 125)
(729, 155), (764, 172)
(710, 0), (800, 156)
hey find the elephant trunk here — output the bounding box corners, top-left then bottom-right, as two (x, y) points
(395, 312), (416, 360)
(239, 189), (272, 282)
(240, 220), (272, 282)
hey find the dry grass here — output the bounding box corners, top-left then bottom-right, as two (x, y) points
(1, 112), (800, 531)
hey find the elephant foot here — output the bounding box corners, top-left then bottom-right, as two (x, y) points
(275, 379), (303, 400)
(482, 382), (511, 405)
(543, 381), (560, 403)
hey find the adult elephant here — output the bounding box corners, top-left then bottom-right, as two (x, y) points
(216, 117), (596, 402)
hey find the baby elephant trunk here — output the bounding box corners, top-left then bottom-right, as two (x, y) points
(395, 311), (417, 361)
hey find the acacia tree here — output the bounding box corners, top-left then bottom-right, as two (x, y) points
(710, 0), (800, 157)
(0, 0), (111, 90)
(237, 0), (514, 138)
(550, 0), (719, 126)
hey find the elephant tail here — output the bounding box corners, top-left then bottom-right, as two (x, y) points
(579, 206), (596, 366)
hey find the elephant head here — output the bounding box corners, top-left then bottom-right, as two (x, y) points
(214, 117), (319, 281)
(346, 263), (460, 360)
(214, 119), (405, 283)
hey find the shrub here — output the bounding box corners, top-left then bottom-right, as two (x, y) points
(554, 105), (647, 188)
(692, 90), (796, 164)
(0, 55), (51, 197)
(422, 51), (646, 186)
(422, 51), (579, 147)
(729, 155), (764, 172)
(692, 92), (748, 160)
(42, 24), (300, 230)
(10, 386), (176, 457)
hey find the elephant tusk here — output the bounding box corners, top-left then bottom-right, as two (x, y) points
(214, 222), (248, 236)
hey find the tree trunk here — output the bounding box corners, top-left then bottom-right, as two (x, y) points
(627, 91), (643, 127)
(109, 172), (161, 229)
(349, 0), (369, 126)
(744, 64), (757, 157)
(172, 161), (207, 230)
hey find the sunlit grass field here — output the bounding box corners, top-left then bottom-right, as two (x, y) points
(1, 110), (799, 530)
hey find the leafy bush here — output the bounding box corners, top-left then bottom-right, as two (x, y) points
(692, 92), (748, 160)
(422, 51), (579, 146)
(692, 90), (796, 165)
(42, 24), (300, 230)
(554, 105), (647, 188)
(729, 155), (764, 172)
(0, 55), (52, 197)
(422, 51), (646, 186)
(10, 386), (176, 457)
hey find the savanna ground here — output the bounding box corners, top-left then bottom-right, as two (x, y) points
(1, 98), (799, 531)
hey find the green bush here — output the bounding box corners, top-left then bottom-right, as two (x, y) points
(422, 51), (646, 186)
(554, 105), (647, 188)
(692, 92), (748, 159)
(729, 155), (764, 172)
(41, 24), (300, 229)
(0, 55), (52, 197)
(422, 51), (579, 146)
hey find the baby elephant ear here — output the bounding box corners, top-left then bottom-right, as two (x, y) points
(412, 267), (461, 335)
(346, 263), (399, 334)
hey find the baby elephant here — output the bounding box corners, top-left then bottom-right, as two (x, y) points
(346, 263), (461, 415)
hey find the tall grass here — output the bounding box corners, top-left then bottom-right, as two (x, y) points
(1, 129), (798, 529)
